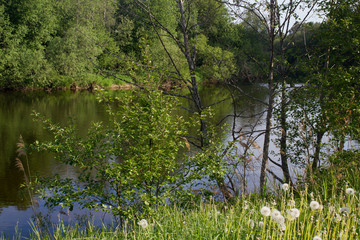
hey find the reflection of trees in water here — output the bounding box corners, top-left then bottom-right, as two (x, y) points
(178, 84), (268, 134)
(214, 83), (270, 195)
(0, 154), (31, 210)
(0, 91), (111, 211)
(177, 83), (269, 195)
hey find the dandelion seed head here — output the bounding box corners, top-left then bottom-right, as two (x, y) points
(313, 236), (321, 240)
(272, 209), (281, 218)
(310, 201), (320, 210)
(287, 208), (300, 220)
(275, 215), (285, 224)
(137, 219), (149, 229)
(260, 206), (271, 217)
(346, 188), (355, 195)
(282, 183), (289, 191)
(272, 209), (285, 224)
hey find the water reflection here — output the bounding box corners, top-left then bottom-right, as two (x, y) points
(0, 85), (269, 236)
(0, 91), (110, 207)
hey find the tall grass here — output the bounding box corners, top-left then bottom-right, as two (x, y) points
(4, 185), (359, 240)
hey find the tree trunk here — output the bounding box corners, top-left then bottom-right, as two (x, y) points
(312, 130), (324, 170)
(280, 80), (292, 184)
(178, 0), (208, 147)
(259, 0), (276, 194)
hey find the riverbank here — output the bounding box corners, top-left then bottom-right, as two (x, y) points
(0, 83), (134, 92)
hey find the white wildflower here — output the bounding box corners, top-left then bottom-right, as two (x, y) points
(282, 183), (290, 191)
(137, 219), (149, 229)
(260, 206), (271, 217)
(272, 209), (285, 224)
(313, 236), (321, 240)
(346, 188), (355, 195)
(310, 201), (320, 210)
(275, 215), (285, 224)
(271, 209), (281, 219)
(287, 208), (300, 221)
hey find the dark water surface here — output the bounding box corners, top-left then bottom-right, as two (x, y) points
(0, 86), (268, 237)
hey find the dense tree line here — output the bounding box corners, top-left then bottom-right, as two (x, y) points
(0, 0), (286, 90)
(1, 0), (357, 92)
(6, 0), (349, 92)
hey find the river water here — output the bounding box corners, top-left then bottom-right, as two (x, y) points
(0, 84), (291, 237)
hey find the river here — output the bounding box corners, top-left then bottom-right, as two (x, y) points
(0, 84), (305, 237)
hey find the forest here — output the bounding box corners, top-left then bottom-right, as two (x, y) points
(0, 0), (327, 90)
(1, 0), (360, 239)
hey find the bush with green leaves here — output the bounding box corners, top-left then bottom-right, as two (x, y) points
(31, 87), (206, 225)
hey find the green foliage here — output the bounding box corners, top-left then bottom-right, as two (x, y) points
(222, 11), (269, 82)
(315, 0), (360, 141)
(0, 0), (246, 89)
(284, 23), (321, 82)
(195, 34), (236, 82)
(149, 33), (190, 80)
(195, 0), (231, 45)
(0, 0), (119, 89)
(30, 86), (205, 223)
